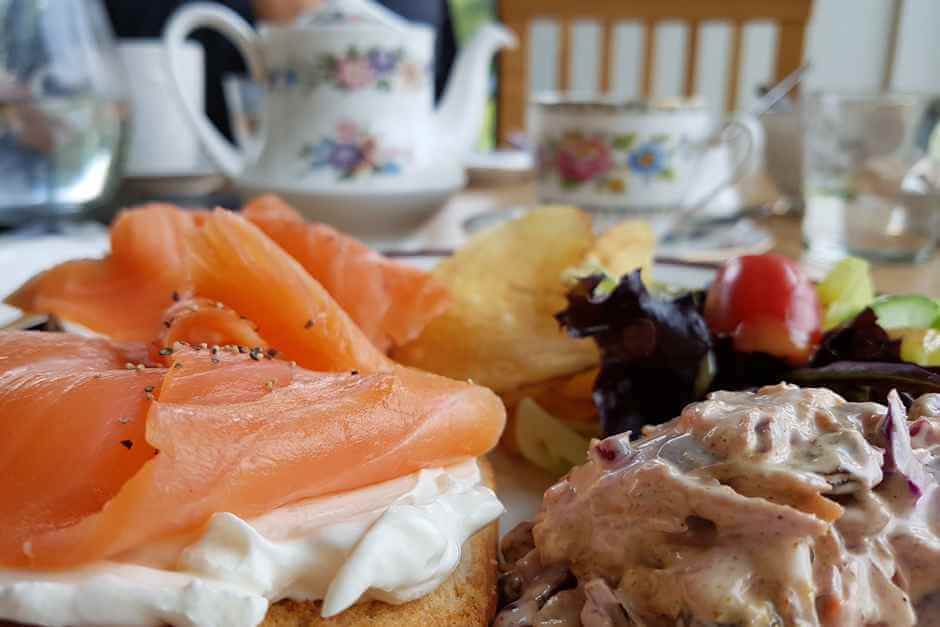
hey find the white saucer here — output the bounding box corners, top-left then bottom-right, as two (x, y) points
(121, 163), (227, 197)
(232, 170), (467, 236)
(465, 149), (534, 186)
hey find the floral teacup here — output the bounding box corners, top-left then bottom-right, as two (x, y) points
(532, 96), (763, 215)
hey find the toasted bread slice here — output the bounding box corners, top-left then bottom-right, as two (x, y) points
(263, 520), (498, 626)
(262, 457), (499, 626)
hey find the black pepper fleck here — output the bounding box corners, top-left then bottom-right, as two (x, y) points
(120, 439), (134, 450)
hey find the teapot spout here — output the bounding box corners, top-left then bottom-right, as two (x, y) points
(433, 23), (516, 158)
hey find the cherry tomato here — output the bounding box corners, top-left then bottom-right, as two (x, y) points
(704, 254), (822, 364)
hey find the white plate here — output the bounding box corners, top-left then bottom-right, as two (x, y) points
(0, 225), (110, 328)
(233, 170), (467, 238)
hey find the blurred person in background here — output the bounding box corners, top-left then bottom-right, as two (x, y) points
(103, 0), (457, 138)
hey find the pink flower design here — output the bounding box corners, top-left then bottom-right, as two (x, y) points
(335, 119), (359, 144)
(336, 57), (375, 90)
(556, 131), (614, 184)
(304, 120), (403, 179)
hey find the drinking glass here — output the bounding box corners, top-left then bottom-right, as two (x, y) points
(801, 91), (940, 265)
(0, 0), (129, 226)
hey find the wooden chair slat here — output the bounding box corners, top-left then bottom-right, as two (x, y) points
(683, 20), (699, 97)
(496, 0), (812, 143)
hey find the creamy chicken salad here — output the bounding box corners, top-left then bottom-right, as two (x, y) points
(496, 384), (940, 626)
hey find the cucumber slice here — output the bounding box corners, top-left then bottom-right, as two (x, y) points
(817, 257), (875, 330)
(515, 398), (590, 476)
(871, 295), (940, 330)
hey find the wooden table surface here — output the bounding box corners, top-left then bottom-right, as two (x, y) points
(450, 180), (940, 297)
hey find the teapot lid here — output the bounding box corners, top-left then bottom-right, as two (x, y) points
(294, 0), (413, 31)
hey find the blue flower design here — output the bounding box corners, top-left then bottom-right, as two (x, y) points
(304, 122), (402, 179)
(367, 49), (398, 74)
(627, 141), (668, 176)
(329, 143), (364, 171)
(268, 69), (298, 88)
(308, 139), (336, 167)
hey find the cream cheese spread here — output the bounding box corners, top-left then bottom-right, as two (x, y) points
(0, 459), (502, 627)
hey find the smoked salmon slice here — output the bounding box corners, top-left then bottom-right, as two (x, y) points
(6, 198), (448, 354)
(5, 204), (198, 342)
(152, 297), (268, 363)
(0, 332), (164, 565)
(186, 209), (389, 373)
(244, 195), (450, 351)
(2, 336), (505, 569)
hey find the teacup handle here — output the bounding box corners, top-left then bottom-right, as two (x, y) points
(164, 3), (267, 177)
(657, 115), (763, 239)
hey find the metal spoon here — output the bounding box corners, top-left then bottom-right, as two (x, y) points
(657, 62), (812, 243)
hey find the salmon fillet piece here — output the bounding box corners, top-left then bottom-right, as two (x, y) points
(0, 332), (164, 564)
(152, 297), (268, 362)
(5, 205), (197, 342)
(6, 198), (448, 353)
(0, 336), (505, 569)
(244, 195), (450, 351)
(186, 209), (389, 373)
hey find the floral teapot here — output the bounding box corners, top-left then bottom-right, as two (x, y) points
(163, 0), (515, 189)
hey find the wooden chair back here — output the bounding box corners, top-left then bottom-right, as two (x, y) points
(497, 0), (813, 143)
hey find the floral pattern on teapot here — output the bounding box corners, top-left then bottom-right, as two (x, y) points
(297, 0), (384, 26)
(268, 46), (428, 91)
(538, 130), (684, 193)
(302, 119), (406, 179)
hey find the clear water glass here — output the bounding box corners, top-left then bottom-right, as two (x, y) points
(801, 92), (940, 266)
(0, 0), (129, 226)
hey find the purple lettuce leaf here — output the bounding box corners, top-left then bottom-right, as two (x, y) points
(787, 361), (940, 403)
(813, 308), (902, 366)
(555, 272), (711, 436)
(709, 335), (792, 391)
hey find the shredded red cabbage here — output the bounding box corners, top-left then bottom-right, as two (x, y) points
(882, 389), (932, 499)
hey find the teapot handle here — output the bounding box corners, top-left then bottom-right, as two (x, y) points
(164, 3), (266, 177)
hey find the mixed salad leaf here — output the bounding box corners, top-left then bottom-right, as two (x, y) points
(812, 308), (901, 365)
(559, 254), (940, 438)
(556, 271), (712, 436)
